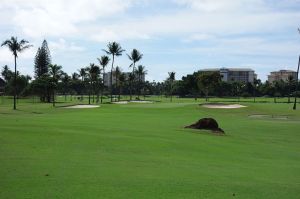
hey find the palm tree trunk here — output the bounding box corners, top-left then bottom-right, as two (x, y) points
(138, 77), (140, 100)
(96, 82), (100, 103)
(64, 88), (67, 101)
(170, 82), (172, 102)
(139, 77), (143, 100)
(81, 77), (84, 101)
(101, 67), (105, 104)
(53, 89), (55, 107)
(93, 83), (95, 103)
(119, 84), (121, 101)
(129, 81), (132, 101)
(288, 86), (291, 103)
(89, 81), (91, 105)
(130, 62), (135, 101)
(13, 55), (17, 110)
(111, 55), (114, 102)
(293, 55), (300, 110)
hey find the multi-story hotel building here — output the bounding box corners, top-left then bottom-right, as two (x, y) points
(199, 68), (257, 83)
(267, 70), (297, 83)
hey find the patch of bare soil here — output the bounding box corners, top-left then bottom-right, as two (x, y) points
(185, 118), (225, 134)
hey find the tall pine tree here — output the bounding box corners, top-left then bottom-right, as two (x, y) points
(33, 40), (52, 102)
(34, 40), (51, 78)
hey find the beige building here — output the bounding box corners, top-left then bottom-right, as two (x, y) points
(268, 70), (297, 83)
(103, 72), (145, 87)
(200, 68), (257, 83)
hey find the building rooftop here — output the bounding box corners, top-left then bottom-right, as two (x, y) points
(200, 68), (254, 72)
(270, 70), (296, 73)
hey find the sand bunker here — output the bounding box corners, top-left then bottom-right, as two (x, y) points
(202, 103), (246, 109)
(64, 105), (100, 109)
(129, 100), (153, 103)
(112, 101), (128, 104)
(112, 101), (153, 104)
(248, 114), (288, 120)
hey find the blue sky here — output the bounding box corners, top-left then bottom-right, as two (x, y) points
(0, 0), (299, 82)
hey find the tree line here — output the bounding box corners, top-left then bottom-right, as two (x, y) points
(1, 36), (299, 109)
(169, 71), (300, 103)
(1, 37), (154, 108)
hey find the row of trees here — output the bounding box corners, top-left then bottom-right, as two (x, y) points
(1, 37), (152, 108)
(31, 40), (150, 106)
(1, 36), (299, 110)
(167, 71), (300, 103)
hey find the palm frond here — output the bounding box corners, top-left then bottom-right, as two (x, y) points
(102, 49), (111, 55)
(1, 40), (12, 47)
(19, 44), (33, 52)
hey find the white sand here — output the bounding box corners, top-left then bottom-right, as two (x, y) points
(64, 105), (100, 109)
(112, 101), (128, 104)
(202, 104), (247, 109)
(130, 100), (153, 103)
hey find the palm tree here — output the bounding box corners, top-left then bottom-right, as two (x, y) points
(168, 72), (176, 102)
(293, 55), (300, 110)
(115, 66), (122, 101)
(61, 73), (70, 101)
(128, 49), (143, 100)
(1, 37), (32, 109)
(128, 73), (135, 100)
(253, 78), (260, 103)
(49, 64), (62, 107)
(136, 65), (147, 99)
(118, 73), (126, 101)
(293, 29), (300, 110)
(87, 63), (100, 104)
(103, 42), (125, 102)
(71, 72), (80, 101)
(287, 75), (294, 103)
(97, 55), (110, 103)
(79, 68), (86, 101)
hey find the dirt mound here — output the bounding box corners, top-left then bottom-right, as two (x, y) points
(185, 118), (224, 134)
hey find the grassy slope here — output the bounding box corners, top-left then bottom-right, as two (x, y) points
(0, 99), (300, 199)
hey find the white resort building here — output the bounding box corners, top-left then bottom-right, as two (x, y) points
(199, 68), (257, 83)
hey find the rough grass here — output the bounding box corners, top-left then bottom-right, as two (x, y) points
(0, 97), (300, 198)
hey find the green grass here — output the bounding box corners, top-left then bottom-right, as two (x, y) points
(0, 97), (300, 198)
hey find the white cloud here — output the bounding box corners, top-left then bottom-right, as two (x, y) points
(0, 0), (299, 81)
(182, 33), (215, 42)
(49, 39), (85, 53)
(1, 0), (299, 42)
(0, 47), (35, 62)
(173, 0), (265, 12)
(89, 28), (151, 42)
(0, 48), (13, 62)
(77, 0), (299, 43)
(1, 0), (134, 38)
